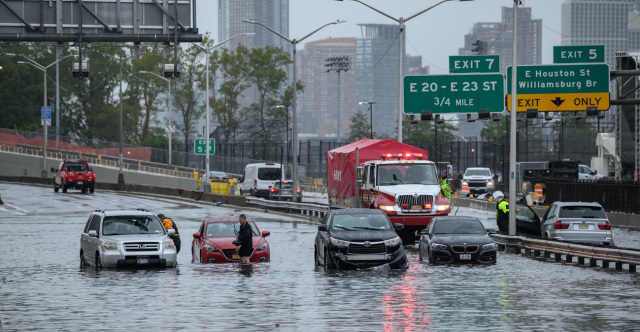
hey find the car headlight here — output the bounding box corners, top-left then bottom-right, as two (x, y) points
(103, 242), (118, 251)
(379, 205), (396, 212)
(165, 240), (176, 250)
(462, 181), (468, 186)
(383, 236), (401, 247)
(437, 205), (449, 211)
(482, 243), (497, 250)
(330, 237), (350, 248)
(487, 181), (494, 187)
(203, 244), (219, 252)
(431, 243), (448, 250)
(255, 243), (268, 251)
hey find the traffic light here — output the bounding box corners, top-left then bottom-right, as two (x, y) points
(471, 40), (487, 55)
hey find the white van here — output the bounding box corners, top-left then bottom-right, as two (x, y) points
(239, 163), (284, 198)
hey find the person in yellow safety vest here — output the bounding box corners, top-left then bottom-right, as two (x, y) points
(228, 175), (238, 195)
(158, 213), (181, 253)
(496, 194), (509, 233)
(439, 171), (451, 198)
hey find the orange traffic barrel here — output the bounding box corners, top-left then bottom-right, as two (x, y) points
(534, 183), (543, 198)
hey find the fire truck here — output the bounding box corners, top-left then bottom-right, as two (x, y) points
(327, 139), (451, 243)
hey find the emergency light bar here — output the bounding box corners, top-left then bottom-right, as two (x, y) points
(380, 153), (425, 161)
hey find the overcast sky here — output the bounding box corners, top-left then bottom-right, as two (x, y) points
(196, 1), (563, 74)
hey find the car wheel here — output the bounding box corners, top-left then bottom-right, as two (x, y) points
(250, 189), (255, 196)
(95, 252), (103, 270)
(314, 246), (320, 267)
(418, 243), (423, 261)
(89, 186), (95, 194)
(428, 249), (434, 264)
(54, 184), (59, 193)
(81, 187), (87, 194)
(324, 248), (336, 271)
(80, 250), (86, 268)
(62, 185), (67, 193)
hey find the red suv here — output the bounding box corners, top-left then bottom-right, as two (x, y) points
(51, 160), (96, 193)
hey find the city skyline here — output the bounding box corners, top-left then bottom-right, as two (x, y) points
(198, 1), (563, 74)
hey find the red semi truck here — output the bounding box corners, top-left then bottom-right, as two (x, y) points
(327, 139), (451, 243)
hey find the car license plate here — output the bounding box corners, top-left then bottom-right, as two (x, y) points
(77, 181), (83, 185)
(411, 205), (421, 210)
(232, 254), (239, 260)
(579, 224), (589, 230)
(137, 257), (149, 264)
(459, 254), (472, 260)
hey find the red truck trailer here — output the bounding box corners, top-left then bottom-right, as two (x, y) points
(327, 139), (451, 243)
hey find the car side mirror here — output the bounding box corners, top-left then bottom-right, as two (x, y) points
(168, 229), (176, 236)
(88, 230), (97, 237)
(458, 174), (463, 180)
(487, 229), (497, 235)
(318, 224), (328, 231)
(193, 232), (201, 239)
(592, 170), (597, 175)
(262, 231), (270, 237)
(356, 179), (363, 187)
(420, 229), (429, 235)
(493, 174), (499, 179)
(394, 223), (404, 231)
(50, 167), (57, 173)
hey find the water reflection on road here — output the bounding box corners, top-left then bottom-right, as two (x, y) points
(0, 183), (639, 331)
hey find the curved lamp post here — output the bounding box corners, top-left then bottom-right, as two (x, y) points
(191, 32), (254, 184)
(241, 18), (346, 201)
(337, 0), (473, 142)
(10, 53), (75, 178)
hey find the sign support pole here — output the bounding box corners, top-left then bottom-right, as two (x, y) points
(508, 0), (519, 236)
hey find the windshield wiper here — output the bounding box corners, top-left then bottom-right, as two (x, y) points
(333, 225), (354, 230)
(352, 226), (384, 231)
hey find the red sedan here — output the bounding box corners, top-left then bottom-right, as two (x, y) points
(192, 218), (271, 263)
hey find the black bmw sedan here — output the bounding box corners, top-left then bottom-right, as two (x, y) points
(314, 209), (408, 270)
(418, 216), (497, 265)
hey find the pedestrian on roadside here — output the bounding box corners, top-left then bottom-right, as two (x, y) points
(236, 214), (253, 264)
(228, 175), (238, 195)
(158, 213), (181, 253)
(496, 194), (509, 233)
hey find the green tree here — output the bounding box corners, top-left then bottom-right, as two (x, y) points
(403, 116), (457, 143)
(245, 46), (292, 141)
(480, 114), (509, 143)
(348, 110), (374, 141)
(173, 43), (206, 154)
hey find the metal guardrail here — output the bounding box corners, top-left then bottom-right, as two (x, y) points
(245, 197), (330, 219)
(491, 234), (640, 273)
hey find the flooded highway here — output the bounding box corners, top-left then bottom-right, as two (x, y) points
(1, 182), (640, 331)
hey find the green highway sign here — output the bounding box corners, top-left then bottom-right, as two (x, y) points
(194, 138), (215, 155)
(506, 63), (610, 112)
(449, 55), (500, 73)
(403, 74), (505, 114)
(554, 45), (605, 64)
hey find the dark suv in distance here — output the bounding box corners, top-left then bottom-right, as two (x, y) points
(314, 209), (408, 270)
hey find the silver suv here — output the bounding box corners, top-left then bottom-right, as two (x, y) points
(540, 201), (614, 246)
(80, 210), (178, 268)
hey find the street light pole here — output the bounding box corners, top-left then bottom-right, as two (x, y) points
(275, 105), (289, 162)
(242, 18), (345, 202)
(11, 53), (75, 178)
(359, 101), (376, 139)
(139, 71), (173, 164)
(338, 0), (472, 142)
(192, 33), (254, 184)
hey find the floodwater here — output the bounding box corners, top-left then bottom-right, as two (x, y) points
(1, 183), (640, 331)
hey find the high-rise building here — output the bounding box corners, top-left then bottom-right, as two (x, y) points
(561, 0), (634, 67)
(298, 38), (357, 139)
(218, 0), (290, 53)
(356, 24), (404, 137)
(459, 7), (542, 74)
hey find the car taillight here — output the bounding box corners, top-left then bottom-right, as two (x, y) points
(424, 203), (432, 209)
(554, 220), (569, 229)
(296, 188), (301, 193)
(598, 221), (611, 230)
(271, 187), (278, 192)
